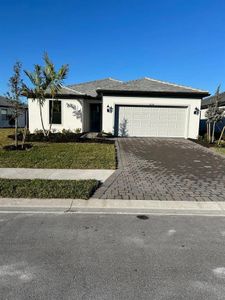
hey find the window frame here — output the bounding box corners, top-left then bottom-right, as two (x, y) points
(1, 108), (8, 121)
(49, 100), (62, 125)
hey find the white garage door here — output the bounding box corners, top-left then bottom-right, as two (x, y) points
(116, 105), (188, 137)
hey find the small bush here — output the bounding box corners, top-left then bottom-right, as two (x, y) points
(62, 128), (72, 135)
(34, 129), (44, 135)
(74, 128), (81, 134)
(26, 131), (83, 143)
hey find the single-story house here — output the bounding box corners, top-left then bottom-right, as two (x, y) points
(28, 77), (209, 139)
(200, 92), (225, 135)
(0, 96), (27, 128)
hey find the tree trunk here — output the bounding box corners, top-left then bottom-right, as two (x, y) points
(208, 122), (211, 143)
(218, 126), (225, 146)
(206, 123), (209, 142)
(15, 114), (18, 148)
(212, 121), (216, 143)
(47, 100), (54, 136)
(207, 122), (211, 143)
(21, 125), (27, 149)
(39, 102), (47, 136)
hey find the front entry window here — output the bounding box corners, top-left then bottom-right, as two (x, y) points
(49, 100), (62, 124)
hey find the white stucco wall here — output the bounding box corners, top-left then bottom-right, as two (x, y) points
(102, 96), (201, 139)
(28, 98), (83, 133)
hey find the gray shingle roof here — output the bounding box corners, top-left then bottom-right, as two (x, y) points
(56, 86), (83, 96)
(202, 92), (225, 108)
(67, 78), (123, 97)
(0, 96), (13, 107)
(64, 77), (209, 97)
(97, 77), (209, 95)
(0, 96), (28, 108)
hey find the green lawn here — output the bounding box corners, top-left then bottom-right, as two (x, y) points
(0, 128), (15, 147)
(0, 179), (99, 199)
(0, 142), (115, 169)
(214, 147), (225, 156)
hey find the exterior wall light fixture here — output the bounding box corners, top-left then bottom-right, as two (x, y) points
(107, 105), (113, 113)
(194, 107), (200, 115)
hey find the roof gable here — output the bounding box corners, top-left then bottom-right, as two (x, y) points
(0, 96), (13, 107)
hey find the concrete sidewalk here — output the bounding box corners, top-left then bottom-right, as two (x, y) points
(0, 168), (114, 182)
(1, 198), (225, 215)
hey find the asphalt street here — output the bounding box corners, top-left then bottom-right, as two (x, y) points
(1, 213), (225, 299)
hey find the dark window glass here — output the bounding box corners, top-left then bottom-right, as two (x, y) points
(49, 100), (61, 124)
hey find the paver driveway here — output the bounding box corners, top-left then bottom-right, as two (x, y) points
(93, 138), (225, 201)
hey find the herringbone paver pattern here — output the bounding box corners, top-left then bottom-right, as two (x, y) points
(93, 138), (225, 201)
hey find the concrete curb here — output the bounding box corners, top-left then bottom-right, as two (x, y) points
(73, 199), (225, 211)
(1, 198), (225, 215)
(0, 198), (72, 208)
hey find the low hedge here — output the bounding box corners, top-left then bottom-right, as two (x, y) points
(8, 132), (114, 144)
(0, 179), (100, 199)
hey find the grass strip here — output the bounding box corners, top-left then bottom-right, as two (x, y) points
(0, 179), (100, 199)
(0, 143), (116, 169)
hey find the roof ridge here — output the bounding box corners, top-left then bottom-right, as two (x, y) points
(141, 77), (208, 93)
(108, 77), (123, 82)
(68, 77), (123, 87)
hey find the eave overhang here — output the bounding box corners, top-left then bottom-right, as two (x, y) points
(97, 89), (210, 99)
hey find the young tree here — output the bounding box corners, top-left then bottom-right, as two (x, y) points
(22, 64), (48, 135)
(22, 53), (69, 136)
(205, 86), (225, 143)
(43, 53), (69, 134)
(6, 61), (24, 148)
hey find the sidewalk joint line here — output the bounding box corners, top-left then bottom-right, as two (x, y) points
(64, 200), (74, 213)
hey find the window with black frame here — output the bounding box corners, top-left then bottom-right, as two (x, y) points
(49, 100), (62, 124)
(1, 108), (7, 121)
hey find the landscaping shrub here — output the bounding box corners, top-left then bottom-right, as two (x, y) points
(0, 179), (100, 199)
(7, 131), (114, 144)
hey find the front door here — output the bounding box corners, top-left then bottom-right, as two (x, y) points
(90, 103), (102, 132)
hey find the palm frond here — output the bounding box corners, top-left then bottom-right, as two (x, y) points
(24, 70), (36, 86)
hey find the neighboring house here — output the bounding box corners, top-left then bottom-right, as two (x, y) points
(28, 77), (209, 139)
(200, 92), (225, 135)
(0, 96), (27, 128)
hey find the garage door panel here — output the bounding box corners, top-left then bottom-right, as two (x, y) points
(117, 105), (187, 137)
